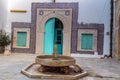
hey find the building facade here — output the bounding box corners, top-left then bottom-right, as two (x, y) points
(0, 0), (111, 57)
(11, 3), (104, 56)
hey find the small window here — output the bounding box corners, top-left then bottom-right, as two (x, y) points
(16, 32), (27, 47)
(77, 29), (97, 51)
(81, 34), (94, 50)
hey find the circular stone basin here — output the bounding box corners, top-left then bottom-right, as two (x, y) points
(35, 55), (76, 67)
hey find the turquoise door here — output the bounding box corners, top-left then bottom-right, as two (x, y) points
(44, 18), (55, 55)
(44, 18), (63, 55)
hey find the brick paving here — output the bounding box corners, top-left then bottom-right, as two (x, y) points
(0, 53), (120, 80)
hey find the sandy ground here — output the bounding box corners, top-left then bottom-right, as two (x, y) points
(0, 53), (120, 80)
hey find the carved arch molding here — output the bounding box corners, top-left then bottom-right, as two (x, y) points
(36, 8), (72, 56)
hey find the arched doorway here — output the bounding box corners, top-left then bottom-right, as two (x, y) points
(36, 9), (72, 56)
(44, 18), (63, 55)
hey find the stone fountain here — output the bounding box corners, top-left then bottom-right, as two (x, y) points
(21, 45), (87, 80)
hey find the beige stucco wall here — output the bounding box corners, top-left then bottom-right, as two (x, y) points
(114, 0), (120, 60)
(0, 0), (8, 29)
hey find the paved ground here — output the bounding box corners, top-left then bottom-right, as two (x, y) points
(0, 53), (120, 80)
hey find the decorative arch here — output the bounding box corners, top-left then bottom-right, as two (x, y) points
(39, 13), (68, 33)
(36, 9), (72, 56)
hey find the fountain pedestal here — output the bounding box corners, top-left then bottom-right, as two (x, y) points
(21, 45), (87, 79)
(36, 55), (77, 74)
(36, 45), (82, 74)
(39, 65), (69, 74)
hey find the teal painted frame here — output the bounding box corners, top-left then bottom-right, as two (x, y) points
(13, 28), (30, 48)
(77, 29), (97, 52)
(16, 32), (27, 47)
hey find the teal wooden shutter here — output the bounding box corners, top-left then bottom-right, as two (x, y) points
(16, 32), (27, 47)
(81, 34), (93, 50)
